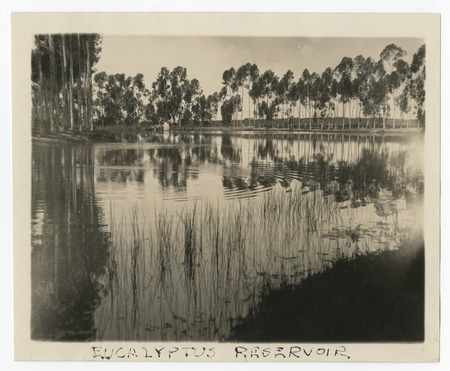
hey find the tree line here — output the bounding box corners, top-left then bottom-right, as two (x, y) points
(218, 43), (425, 129)
(93, 67), (221, 127)
(31, 34), (102, 132)
(31, 37), (425, 132)
(92, 43), (425, 129)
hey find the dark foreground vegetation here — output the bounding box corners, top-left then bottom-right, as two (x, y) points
(230, 237), (424, 342)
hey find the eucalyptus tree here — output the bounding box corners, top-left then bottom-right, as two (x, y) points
(380, 44), (407, 128)
(31, 33), (102, 132)
(316, 67), (335, 129)
(334, 57), (354, 128)
(248, 64), (260, 124)
(409, 44), (426, 125)
(169, 66), (189, 123)
(207, 92), (221, 121)
(220, 96), (241, 125)
(148, 66), (204, 125)
(222, 67), (240, 126)
(235, 63), (260, 125)
(191, 95), (206, 125)
(77, 34), (102, 131)
(93, 72), (148, 126)
(301, 69), (313, 129)
(182, 78), (203, 125)
(151, 67), (171, 122)
(286, 79), (300, 127)
(249, 76), (264, 121)
(296, 77), (306, 125)
(258, 70), (279, 120)
(235, 64), (248, 124)
(31, 36), (50, 131)
(276, 70), (294, 120)
(309, 72), (322, 128)
(93, 72), (126, 126)
(351, 55), (362, 128)
(191, 92), (221, 125)
(356, 57), (389, 128)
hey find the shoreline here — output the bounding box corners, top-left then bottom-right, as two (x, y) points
(229, 237), (424, 342)
(32, 130), (94, 144)
(32, 126), (424, 144)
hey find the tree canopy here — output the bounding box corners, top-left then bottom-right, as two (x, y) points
(31, 39), (426, 131)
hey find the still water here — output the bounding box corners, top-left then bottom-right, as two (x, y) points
(31, 131), (424, 341)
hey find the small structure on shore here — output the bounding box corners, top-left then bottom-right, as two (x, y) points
(163, 121), (170, 131)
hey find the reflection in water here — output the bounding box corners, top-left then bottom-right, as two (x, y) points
(31, 144), (109, 340)
(31, 131), (424, 341)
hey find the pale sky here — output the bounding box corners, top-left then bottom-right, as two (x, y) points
(95, 36), (424, 96)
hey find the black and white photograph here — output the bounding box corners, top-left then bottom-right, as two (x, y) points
(10, 12), (441, 363)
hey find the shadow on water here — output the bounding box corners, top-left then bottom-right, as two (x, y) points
(31, 143), (110, 341)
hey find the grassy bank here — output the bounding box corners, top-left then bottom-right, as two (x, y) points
(32, 123), (424, 144)
(172, 126), (424, 136)
(229, 236), (424, 342)
(32, 130), (94, 144)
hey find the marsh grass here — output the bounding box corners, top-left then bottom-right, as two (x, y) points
(94, 185), (416, 341)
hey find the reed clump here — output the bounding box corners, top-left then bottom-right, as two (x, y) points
(96, 186), (413, 341)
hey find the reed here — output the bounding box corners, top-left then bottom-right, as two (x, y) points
(95, 185), (415, 341)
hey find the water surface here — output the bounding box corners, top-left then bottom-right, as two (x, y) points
(31, 131), (424, 341)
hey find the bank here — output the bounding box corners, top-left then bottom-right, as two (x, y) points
(32, 129), (94, 144)
(31, 123), (424, 144)
(229, 237), (424, 342)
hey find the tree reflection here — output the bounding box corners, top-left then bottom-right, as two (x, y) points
(93, 131), (423, 200)
(31, 144), (109, 341)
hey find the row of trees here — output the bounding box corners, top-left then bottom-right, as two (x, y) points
(31, 38), (425, 131)
(219, 44), (425, 128)
(93, 67), (221, 127)
(31, 33), (102, 133)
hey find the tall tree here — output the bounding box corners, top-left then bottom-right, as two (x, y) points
(48, 34), (58, 132)
(409, 44), (426, 125)
(222, 68), (239, 126)
(31, 33), (102, 133)
(276, 70), (294, 120)
(67, 35), (75, 130)
(249, 74), (264, 122)
(334, 57), (354, 129)
(380, 44), (407, 128)
(301, 69), (313, 130)
(94, 72), (149, 126)
(317, 67), (335, 129)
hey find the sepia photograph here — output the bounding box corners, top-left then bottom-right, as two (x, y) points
(11, 12), (441, 363)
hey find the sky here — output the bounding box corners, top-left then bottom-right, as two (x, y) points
(95, 36), (424, 96)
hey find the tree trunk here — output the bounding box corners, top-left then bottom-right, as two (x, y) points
(342, 102), (346, 130)
(348, 101), (352, 129)
(61, 34), (68, 131)
(242, 86), (245, 125)
(37, 48), (46, 131)
(48, 34), (58, 132)
(68, 35), (75, 130)
(85, 37), (93, 131)
(78, 34), (84, 131)
(248, 88), (251, 126)
(357, 104), (361, 129)
(407, 96), (411, 128)
(392, 92), (396, 129)
(308, 102), (312, 131)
